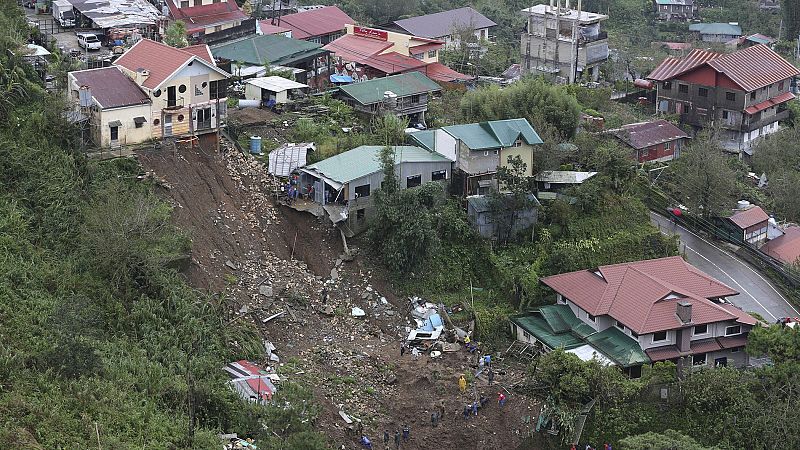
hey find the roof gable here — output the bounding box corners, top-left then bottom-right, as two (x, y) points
(442, 118), (542, 150)
(114, 39), (226, 90)
(728, 206), (770, 229)
(303, 145), (449, 184)
(69, 66), (150, 109)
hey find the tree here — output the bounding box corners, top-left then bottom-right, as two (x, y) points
(668, 135), (738, 219)
(783, 0), (800, 41)
(618, 430), (721, 450)
(164, 20), (188, 48)
(488, 155), (537, 245)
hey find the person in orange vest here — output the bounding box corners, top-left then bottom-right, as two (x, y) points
(458, 375), (467, 393)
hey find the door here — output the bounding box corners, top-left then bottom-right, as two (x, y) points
(167, 86), (176, 107)
(110, 125), (119, 142)
(164, 114), (173, 137)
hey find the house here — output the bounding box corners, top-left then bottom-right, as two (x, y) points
(610, 119), (690, 163)
(761, 226), (800, 265)
(410, 119), (542, 196)
(647, 45), (800, 153)
(323, 25), (472, 83)
(335, 72), (441, 126)
(519, 4), (609, 83)
(534, 171), (597, 198)
(654, 0), (698, 21)
(244, 76), (308, 105)
(387, 7), (497, 49)
(210, 34), (329, 86)
(725, 204), (770, 244)
(164, 0), (251, 45)
(114, 39), (230, 141)
(274, 5), (353, 44)
(298, 145), (452, 235)
(731, 33), (776, 49)
(268, 142), (314, 177)
(513, 256), (758, 376)
(466, 194), (539, 240)
(689, 23), (742, 42)
(67, 66), (151, 147)
(257, 21), (292, 37)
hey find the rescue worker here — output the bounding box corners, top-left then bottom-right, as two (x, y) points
(458, 375), (467, 393)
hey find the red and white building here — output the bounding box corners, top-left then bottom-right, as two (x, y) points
(610, 119), (690, 163)
(165, 0), (250, 43)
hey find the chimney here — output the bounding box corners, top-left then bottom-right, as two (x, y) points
(676, 301), (692, 324)
(135, 68), (150, 85)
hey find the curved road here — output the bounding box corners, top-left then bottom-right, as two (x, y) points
(650, 212), (800, 321)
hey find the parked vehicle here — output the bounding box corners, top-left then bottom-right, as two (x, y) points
(77, 33), (102, 51)
(52, 0), (75, 27)
(23, 0), (35, 8)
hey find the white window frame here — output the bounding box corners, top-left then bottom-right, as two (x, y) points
(725, 325), (741, 336)
(692, 324), (708, 335)
(692, 353), (707, 366)
(587, 313), (596, 322)
(651, 331), (668, 343)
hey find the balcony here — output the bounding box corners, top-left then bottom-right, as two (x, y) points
(742, 109), (790, 132)
(580, 30), (607, 44)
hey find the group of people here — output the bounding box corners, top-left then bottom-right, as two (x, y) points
(283, 174), (314, 202)
(357, 423), (411, 449)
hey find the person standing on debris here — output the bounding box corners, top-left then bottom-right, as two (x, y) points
(439, 399), (445, 422)
(383, 431), (389, 450)
(394, 431), (400, 449)
(498, 392), (507, 407)
(488, 369), (494, 385)
(472, 401), (478, 416)
(321, 287), (328, 304)
(360, 435), (372, 449)
(430, 412), (437, 427)
(402, 424), (409, 442)
(400, 344), (406, 357)
(484, 354), (491, 367)
(462, 405), (470, 420)
(458, 375), (467, 393)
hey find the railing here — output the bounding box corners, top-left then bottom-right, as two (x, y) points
(580, 31), (607, 44)
(742, 109), (790, 132)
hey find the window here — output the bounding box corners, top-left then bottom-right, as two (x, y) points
(428, 50), (437, 58)
(431, 170), (447, 181)
(412, 53), (424, 60)
(750, 91), (756, 100)
(588, 313), (596, 322)
(725, 325), (741, 336)
(153, 89), (162, 97)
(483, 151), (489, 156)
(779, 81), (785, 90)
(722, 110), (729, 119)
(692, 353), (707, 366)
(513, 139), (522, 147)
(110, 125), (119, 141)
(180, 0), (189, 7)
(356, 208), (365, 222)
(153, 118), (160, 126)
(731, 347), (740, 353)
(178, 84), (187, 94)
(726, 91), (736, 102)
(678, 84), (688, 93)
(698, 87), (708, 97)
(209, 80), (228, 100)
(652, 331), (668, 342)
(631, 331), (639, 338)
(615, 321), (626, 331)
(354, 184), (371, 198)
(693, 324), (708, 335)
(193, 0), (201, 5)
(411, 94), (420, 104)
(406, 174), (422, 188)
(167, 86), (176, 107)
(662, 81), (672, 90)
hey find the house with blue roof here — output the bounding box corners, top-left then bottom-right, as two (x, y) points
(408, 118), (542, 196)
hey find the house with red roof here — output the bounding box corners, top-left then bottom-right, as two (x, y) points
(165, 0), (251, 44)
(113, 39), (230, 141)
(323, 24), (472, 83)
(761, 226), (800, 265)
(274, 5), (353, 44)
(512, 256), (758, 376)
(610, 119), (690, 163)
(724, 204), (770, 244)
(647, 44), (799, 154)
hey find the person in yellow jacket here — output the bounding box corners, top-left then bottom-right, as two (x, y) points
(458, 375), (467, 393)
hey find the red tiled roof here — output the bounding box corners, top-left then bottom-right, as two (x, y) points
(762, 226), (800, 265)
(70, 67), (150, 109)
(708, 45), (799, 91)
(744, 91), (795, 114)
(259, 20), (291, 35)
(541, 256), (747, 334)
(182, 44), (214, 64)
(647, 48), (720, 81)
(728, 206), (769, 229)
(646, 345), (681, 361)
(166, 1), (248, 34)
(717, 333), (749, 349)
(114, 39), (222, 90)
(419, 62), (474, 82)
(278, 6), (353, 40)
(613, 119), (689, 150)
(648, 44), (799, 92)
(645, 338), (724, 361)
(691, 338), (722, 354)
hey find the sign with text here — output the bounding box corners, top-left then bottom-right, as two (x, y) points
(353, 26), (388, 41)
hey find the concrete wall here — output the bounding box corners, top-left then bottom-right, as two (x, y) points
(433, 128), (458, 161)
(500, 142), (535, 176)
(95, 104), (153, 147)
(244, 84), (290, 104)
(457, 141), (499, 175)
(344, 24), (440, 63)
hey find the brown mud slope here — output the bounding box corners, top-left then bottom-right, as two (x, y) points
(138, 138), (540, 450)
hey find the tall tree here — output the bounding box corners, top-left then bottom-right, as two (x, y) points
(784, 0), (800, 41)
(488, 155), (537, 245)
(164, 20), (188, 48)
(668, 136), (738, 219)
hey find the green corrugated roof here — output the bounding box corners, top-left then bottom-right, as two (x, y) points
(407, 130), (435, 151)
(304, 145), (450, 184)
(585, 327), (650, 368)
(211, 34), (327, 67)
(442, 119), (543, 150)
(511, 315), (585, 350)
(689, 23), (741, 36)
(337, 72), (441, 105)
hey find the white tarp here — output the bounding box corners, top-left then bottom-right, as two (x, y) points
(269, 143), (315, 177)
(566, 344), (614, 366)
(70, 0), (163, 28)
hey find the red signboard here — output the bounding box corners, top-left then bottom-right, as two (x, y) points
(353, 26), (388, 41)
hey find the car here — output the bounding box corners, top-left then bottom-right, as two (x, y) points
(77, 33), (102, 51)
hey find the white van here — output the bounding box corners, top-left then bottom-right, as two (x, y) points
(77, 33), (102, 50)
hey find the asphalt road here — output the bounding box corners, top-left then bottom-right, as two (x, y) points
(650, 211), (800, 322)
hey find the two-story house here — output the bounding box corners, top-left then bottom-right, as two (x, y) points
(164, 0), (250, 44)
(410, 118), (543, 196)
(647, 44), (800, 154)
(511, 256), (757, 377)
(335, 72), (441, 127)
(654, 0), (698, 22)
(114, 39), (230, 142)
(519, 3), (609, 83)
(387, 7), (497, 50)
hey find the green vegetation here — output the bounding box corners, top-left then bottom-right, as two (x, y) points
(0, 4), (325, 448)
(164, 20), (189, 48)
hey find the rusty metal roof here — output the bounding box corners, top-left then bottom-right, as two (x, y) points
(69, 67), (149, 109)
(708, 44), (800, 92)
(761, 226), (800, 265)
(647, 48), (719, 81)
(612, 119), (689, 150)
(728, 206), (769, 229)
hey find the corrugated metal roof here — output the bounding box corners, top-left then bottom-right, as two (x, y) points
(744, 92), (796, 114)
(407, 130), (435, 151)
(541, 256), (747, 334)
(656, 0), (693, 4)
(337, 72), (441, 105)
(728, 206), (769, 229)
(277, 6), (353, 40)
(585, 327), (650, 367)
(70, 0), (162, 28)
(761, 226), (800, 265)
(612, 120), (689, 150)
(323, 34), (394, 63)
(303, 145), (450, 184)
(442, 118), (542, 150)
(166, 0), (248, 33)
(246, 76), (308, 91)
(647, 48), (720, 81)
(689, 22), (742, 36)
(708, 44), (800, 92)
(392, 7), (496, 39)
(535, 171), (597, 184)
(70, 66), (150, 109)
(211, 34), (327, 67)
(510, 314), (586, 350)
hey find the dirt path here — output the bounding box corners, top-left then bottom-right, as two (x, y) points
(137, 138), (540, 449)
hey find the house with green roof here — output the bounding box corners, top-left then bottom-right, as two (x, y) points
(335, 72), (442, 126)
(298, 145), (452, 235)
(408, 118), (542, 196)
(689, 22), (742, 43)
(210, 34), (330, 86)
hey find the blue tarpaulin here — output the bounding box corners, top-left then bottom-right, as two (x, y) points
(330, 74), (353, 84)
(420, 314), (443, 331)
